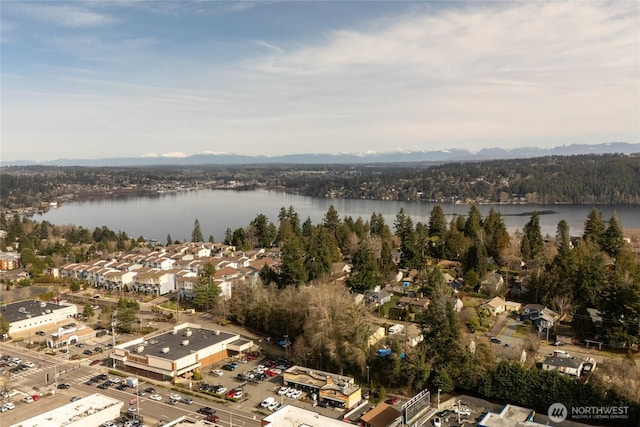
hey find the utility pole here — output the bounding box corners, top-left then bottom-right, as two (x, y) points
(437, 389), (441, 410)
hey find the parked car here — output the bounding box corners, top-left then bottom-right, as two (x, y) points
(3, 402), (15, 410)
(553, 341), (566, 346)
(261, 397), (275, 408)
(90, 359), (101, 366)
(70, 396), (81, 402)
(489, 337), (502, 344)
(168, 393), (181, 401)
(211, 369), (224, 376)
(385, 396), (399, 405)
(35, 331), (46, 336)
(433, 417), (442, 427)
(83, 350), (94, 356)
(148, 394), (162, 401)
(57, 383), (71, 389)
(75, 343), (84, 348)
(144, 387), (155, 393)
(277, 386), (289, 396)
(22, 396), (34, 404)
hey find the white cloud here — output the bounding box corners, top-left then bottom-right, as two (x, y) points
(2, 1), (638, 161)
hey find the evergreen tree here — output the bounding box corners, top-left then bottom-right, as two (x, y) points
(428, 205), (448, 238)
(346, 240), (383, 292)
(191, 219), (204, 243)
(166, 234), (173, 246)
(583, 208), (606, 247)
(521, 212), (544, 261)
(194, 263), (220, 311)
(603, 215), (624, 258)
(464, 205), (483, 238)
(395, 208), (418, 269)
(278, 237), (307, 287)
(483, 208), (510, 262)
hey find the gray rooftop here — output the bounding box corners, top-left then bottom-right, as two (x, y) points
(123, 328), (237, 361)
(0, 299), (71, 323)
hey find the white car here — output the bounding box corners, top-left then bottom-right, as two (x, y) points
(109, 377), (121, 384)
(211, 369), (224, 376)
(268, 401), (280, 411)
(433, 417), (442, 427)
(261, 397), (275, 408)
(168, 393), (181, 401)
(277, 386), (289, 396)
(285, 388), (297, 398)
(23, 361), (35, 368)
(291, 390), (303, 399)
(216, 387), (227, 395)
(4, 402), (16, 410)
(149, 394), (162, 401)
(22, 396), (34, 404)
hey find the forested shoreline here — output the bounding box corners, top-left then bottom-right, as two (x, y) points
(1, 153), (639, 212)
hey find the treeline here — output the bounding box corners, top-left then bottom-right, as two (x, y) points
(1, 154), (639, 211)
(276, 154), (640, 204)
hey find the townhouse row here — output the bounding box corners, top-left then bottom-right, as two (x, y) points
(53, 242), (280, 299)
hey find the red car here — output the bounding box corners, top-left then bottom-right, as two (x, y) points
(264, 369), (277, 377)
(89, 360), (101, 366)
(31, 395), (40, 401)
(385, 397), (399, 405)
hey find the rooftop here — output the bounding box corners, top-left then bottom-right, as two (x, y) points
(262, 405), (348, 427)
(1, 299), (73, 323)
(9, 393), (122, 427)
(121, 325), (237, 360)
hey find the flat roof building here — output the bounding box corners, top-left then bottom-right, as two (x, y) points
(1, 299), (77, 336)
(478, 404), (549, 427)
(113, 323), (253, 381)
(261, 405), (348, 427)
(9, 393), (123, 427)
(283, 365), (362, 409)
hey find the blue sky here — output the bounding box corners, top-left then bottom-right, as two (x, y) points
(1, 1), (639, 162)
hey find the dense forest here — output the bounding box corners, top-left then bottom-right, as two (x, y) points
(1, 153), (639, 211)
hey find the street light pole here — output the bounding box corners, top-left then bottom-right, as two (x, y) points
(111, 320), (117, 368)
(437, 389), (441, 410)
(366, 365), (370, 385)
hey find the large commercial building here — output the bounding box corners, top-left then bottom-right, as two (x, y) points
(9, 393), (123, 427)
(1, 299), (77, 337)
(283, 365), (362, 410)
(112, 323), (254, 381)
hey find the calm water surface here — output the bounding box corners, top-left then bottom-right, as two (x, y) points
(36, 190), (640, 243)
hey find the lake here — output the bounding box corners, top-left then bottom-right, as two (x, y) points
(35, 189), (640, 243)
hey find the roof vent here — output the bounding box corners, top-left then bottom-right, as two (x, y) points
(40, 302), (47, 308)
(161, 347), (170, 353)
(19, 307), (25, 312)
(185, 329), (192, 337)
(137, 346), (144, 353)
(214, 330), (220, 335)
(182, 340), (189, 346)
(172, 330), (178, 335)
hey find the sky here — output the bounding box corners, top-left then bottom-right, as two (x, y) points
(1, 1), (639, 162)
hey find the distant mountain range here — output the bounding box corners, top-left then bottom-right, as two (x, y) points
(4, 142), (639, 167)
